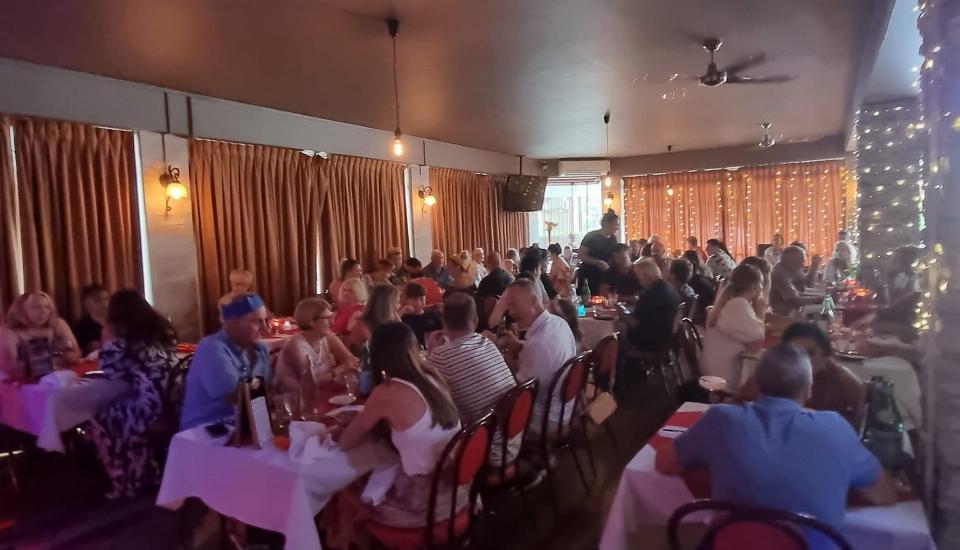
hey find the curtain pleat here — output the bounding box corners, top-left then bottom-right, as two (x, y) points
(190, 140), (323, 333)
(623, 159), (855, 260)
(429, 168), (529, 255)
(0, 118), (17, 320)
(13, 118), (141, 321)
(318, 155), (407, 285)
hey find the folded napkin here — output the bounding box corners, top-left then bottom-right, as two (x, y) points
(39, 370), (79, 389)
(288, 421), (336, 463)
(361, 463), (401, 505)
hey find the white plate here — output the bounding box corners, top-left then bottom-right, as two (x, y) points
(328, 394), (357, 406)
(698, 375), (728, 392)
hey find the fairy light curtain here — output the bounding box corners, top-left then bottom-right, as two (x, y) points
(623, 159), (857, 260)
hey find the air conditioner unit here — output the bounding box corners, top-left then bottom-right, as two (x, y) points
(558, 159), (611, 178)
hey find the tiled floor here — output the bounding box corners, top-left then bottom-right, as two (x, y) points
(0, 375), (676, 550)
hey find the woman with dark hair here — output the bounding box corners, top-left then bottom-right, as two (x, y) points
(328, 259), (363, 306)
(737, 322), (865, 428)
(701, 264), (766, 389)
(682, 250), (717, 322)
(87, 289), (178, 498)
(705, 238), (737, 279)
(739, 255), (772, 300)
(330, 322), (462, 542)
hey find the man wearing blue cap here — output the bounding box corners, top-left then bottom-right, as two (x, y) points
(180, 293), (271, 430)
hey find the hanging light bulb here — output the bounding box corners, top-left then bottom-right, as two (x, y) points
(388, 19), (404, 157)
(603, 193), (614, 208)
(603, 111), (613, 187)
(393, 128), (403, 157)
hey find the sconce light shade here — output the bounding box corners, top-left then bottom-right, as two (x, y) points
(160, 165), (186, 212)
(166, 181), (188, 200)
(418, 185), (436, 212)
(423, 193), (437, 207)
(603, 193), (614, 208)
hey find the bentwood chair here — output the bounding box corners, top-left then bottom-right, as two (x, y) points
(585, 332), (620, 451)
(485, 378), (537, 488)
(668, 499), (852, 550)
(539, 354), (594, 517)
(366, 413), (495, 550)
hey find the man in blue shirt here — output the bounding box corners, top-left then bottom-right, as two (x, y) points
(180, 293), (271, 430)
(656, 345), (896, 544)
(422, 249), (453, 290)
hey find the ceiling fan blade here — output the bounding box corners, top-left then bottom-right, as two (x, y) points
(727, 74), (794, 84)
(722, 53), (767, 75)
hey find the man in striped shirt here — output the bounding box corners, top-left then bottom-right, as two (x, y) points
(425, 293), (517, 423)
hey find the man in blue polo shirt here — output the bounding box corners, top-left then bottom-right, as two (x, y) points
(180, 293), (271, 430)
(656, 344), (896, 546)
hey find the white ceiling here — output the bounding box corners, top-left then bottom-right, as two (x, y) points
(863, 0), (922, 103)
(0, 0), (894, 158)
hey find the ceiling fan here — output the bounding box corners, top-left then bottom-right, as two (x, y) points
(692, 38), (793, 87)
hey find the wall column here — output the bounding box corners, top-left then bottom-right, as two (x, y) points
(136, 131), (202, 342)
(917, 0), (960, 545)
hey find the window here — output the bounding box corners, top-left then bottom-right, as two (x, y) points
(528, 179), (603, 247)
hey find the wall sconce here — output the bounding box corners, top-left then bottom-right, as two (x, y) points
(159, 165), (187, 212)
(418, 185), (436, 213)
(603, 192), (614, 208)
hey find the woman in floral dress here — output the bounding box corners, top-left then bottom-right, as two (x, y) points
(87, 290), (178, 498)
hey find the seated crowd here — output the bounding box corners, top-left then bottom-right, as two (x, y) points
(0, 211), (917, 546)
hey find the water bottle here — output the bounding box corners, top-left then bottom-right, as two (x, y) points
(357, 342), (376, 397)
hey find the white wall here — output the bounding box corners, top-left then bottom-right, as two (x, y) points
(408, 166), (434, 261)
(0, 57), (538, 175)
(136, 132), (202, 342)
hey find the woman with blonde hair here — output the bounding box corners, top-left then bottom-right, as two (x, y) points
(331, 278), (368, 335)
(328, 259), (363, 306)
(344, 284), (401, 353)
(0, 292), (80, 379)
(824, 240), (856, 284)
(447, 252), (477, 293)
(273, 298), (357, 406)
(701, 264), (766, 389)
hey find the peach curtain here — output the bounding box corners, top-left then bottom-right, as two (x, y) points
(623, 170), (725, 255)
(623, 159), (855, 260)
(0, 118), (17, 320)
(190, 140), (325, 333)
(319, 155), (407, 285)
(13, 117), (141, 321)
(429, 168), (529, 256)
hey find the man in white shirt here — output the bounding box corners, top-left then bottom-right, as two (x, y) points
(499, 279), (577, 436)
(836, 229), (858, 265)
(471, 248), (488, 285)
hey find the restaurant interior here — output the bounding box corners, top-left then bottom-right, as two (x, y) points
(0, 0), (957, 549)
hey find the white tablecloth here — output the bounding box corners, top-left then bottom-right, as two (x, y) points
(598, 402), (936, 550)
(580, 317), (617, 351)
(157, 427), (398, 550)
(0, 377), (130, 452)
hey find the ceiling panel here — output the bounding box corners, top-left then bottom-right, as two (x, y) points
(0, 0), (873, 157)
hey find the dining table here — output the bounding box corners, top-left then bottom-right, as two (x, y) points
(0, 366), (130, 452)
(157, 381), (395, 550)
(598, 402), (937, 550)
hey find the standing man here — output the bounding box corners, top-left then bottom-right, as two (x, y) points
(836, 229), (858, 266)
(578, 210), (621, 295)
(763, 233), (785, 266)
(181, 293), (271, 430)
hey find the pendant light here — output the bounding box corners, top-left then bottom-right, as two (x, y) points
(388, 19), (403, 157)
(603, 111), (613, 187)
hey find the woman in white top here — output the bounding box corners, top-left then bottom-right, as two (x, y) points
(336, 322), (463, 535)
(273, 298), (356, 416)
(823, 240), (856, 284)
(701, 264), (767, 390)
(763, 232), (785, 266)
(705, 239), (737, 280)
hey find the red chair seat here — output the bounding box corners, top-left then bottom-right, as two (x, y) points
(366, 507), (471, 550)
(483, 462), (517, 486)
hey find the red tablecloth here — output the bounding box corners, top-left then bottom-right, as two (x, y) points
(647, 411), (711, 498)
